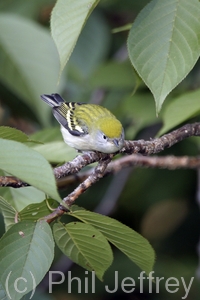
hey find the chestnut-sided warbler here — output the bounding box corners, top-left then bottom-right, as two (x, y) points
(40, 93), (124, 153)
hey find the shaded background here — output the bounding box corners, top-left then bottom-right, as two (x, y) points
(0, 0), (200, 299)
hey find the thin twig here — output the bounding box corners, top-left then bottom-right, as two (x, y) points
(107, 154), (200, 172)
(57, 155), (200, 188)
(0, 176), (29, 188)
(43, 157), (112, 223)
(44, 154), (200, 223)
(59, 157), (112, 208)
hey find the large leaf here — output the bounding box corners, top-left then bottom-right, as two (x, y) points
(0, 197), (17, 231)
(0, 220), (54, 300)
(0, 13), (61, 126)
(0, 139), (61, 202)
(70, 207), (155, 275)
(51, 0), (99, 74)
(53, 221), (113, 280)
(127, 0), (200, 113)
(158, 89), (200, 136)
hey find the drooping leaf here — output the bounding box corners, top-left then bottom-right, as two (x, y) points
(70, 207), (155, 275)
(53, 221), (113, 280)
(127, 0), (200, 113)
(0, 13), (61, 126)
(0, 220), (54, 300)
(51, 0), (99, 75)
(0, 197), (17, 231)
(0, 139), (61, 202)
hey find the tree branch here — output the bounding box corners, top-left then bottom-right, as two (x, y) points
(122, 122), (200, 155)
(1, 122), (200, 188)
(54, 122), (200, 179)
(1, 122), (200, 223)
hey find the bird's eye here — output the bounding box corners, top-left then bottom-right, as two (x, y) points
(103, 134), (107, 140)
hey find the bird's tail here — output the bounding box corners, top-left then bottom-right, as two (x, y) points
(40, 93), (64, 107)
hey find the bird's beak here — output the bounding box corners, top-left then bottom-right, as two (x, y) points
(113, 139), (120, 148)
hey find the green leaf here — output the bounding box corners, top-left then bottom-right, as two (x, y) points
(0, 220), (54, 300)
(0, 13), (61, 126)
(158, 89), (200, 136)
(19, 199), (59, 222)
(127, 0), (200, 113)
(33, 141), (76, 163)
(0, 127), (40, 146)
(119, 93), (159, 139)
(30, 127), (63, 143)
(0, 197), (17, 231)
(51, 0), (99, 75)
(53, 221), (113, 280)
(1, 187), (46, 212)
(0, 139), (61, 202)
(70, 207), (155, 275)
(0, 127), (29, 143)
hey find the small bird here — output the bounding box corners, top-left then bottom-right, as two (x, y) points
(40, 93), (124, 153)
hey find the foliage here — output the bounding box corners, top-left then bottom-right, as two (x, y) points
(0, 0), (200, 299)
